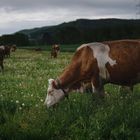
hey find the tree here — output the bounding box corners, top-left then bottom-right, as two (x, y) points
(0, 33), (29, 46)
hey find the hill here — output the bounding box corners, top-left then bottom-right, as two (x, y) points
(1, 18), (140, 45)
(17, 18), (140, 45)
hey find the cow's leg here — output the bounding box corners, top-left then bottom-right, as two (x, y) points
(91, 83), (105, 98)
(91, 76), (105, 98)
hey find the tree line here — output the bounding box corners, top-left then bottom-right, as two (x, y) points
(0, 33), (29, 46)
(0, 19), (140, 46)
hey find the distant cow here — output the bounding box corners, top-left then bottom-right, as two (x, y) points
(35, 47), (42, 51)
(11, 44), (17, 52)
(4, 45), (11, 57)
(0, 46), (5, 72)
(51, 44), (60, 58)
(44, 40), (140, 108)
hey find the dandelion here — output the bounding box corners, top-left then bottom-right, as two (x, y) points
(16, 100), (19, 104)
(73, 99), (76, 102)
(22, 103), (25, 106)
(19, 107), (22, 110)
(35, 104), (38, 107)
(40, 99), (44, 102)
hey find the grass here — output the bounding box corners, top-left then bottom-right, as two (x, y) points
(0, 48), (140, 140)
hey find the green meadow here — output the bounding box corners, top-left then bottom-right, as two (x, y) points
(0, 48), (140, 140)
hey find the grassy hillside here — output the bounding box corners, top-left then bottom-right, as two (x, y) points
(0, 48), (140, 140)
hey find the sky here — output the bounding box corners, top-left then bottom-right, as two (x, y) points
(0, 0), (139, 35)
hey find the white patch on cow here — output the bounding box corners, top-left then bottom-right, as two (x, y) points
(44, 79), (65, 108)
(77, 43), (117, 80)
(77, 44), (87, 51)
(91, 82), (96, 93)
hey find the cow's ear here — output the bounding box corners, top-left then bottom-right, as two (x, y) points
(52, 80), (57, 89)
(48, 79), (54, 85)
(48, 79), (58, 89)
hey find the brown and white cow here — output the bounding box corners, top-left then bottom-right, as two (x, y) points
(51, 44), (60, 58)
(44, 40), (140, 108)
(11, 44), (17, 52)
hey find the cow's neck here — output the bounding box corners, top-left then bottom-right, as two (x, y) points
(57, 64), (81, 89)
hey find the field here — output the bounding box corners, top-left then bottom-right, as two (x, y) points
(0, 48), (140, 140)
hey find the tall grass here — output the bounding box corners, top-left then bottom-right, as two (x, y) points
(0, 49), (140, 140)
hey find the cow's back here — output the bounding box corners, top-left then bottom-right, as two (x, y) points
(103, 40), (140, 85)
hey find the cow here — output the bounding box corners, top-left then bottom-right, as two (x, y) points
(11, 44), (17, 52)
(34, 47), (42, 51)
(44, 40), (140, 108)
(0, 46), (5, 72)
(51, 44), (60, 58)
(4, 45), (11, 57)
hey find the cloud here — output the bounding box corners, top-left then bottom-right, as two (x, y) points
(0, 0), (137, 35)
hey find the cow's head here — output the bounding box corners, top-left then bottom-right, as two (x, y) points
(44, 79), (66, 108)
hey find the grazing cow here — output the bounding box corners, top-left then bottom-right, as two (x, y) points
(44, 40), (140, 108)
(4, 45), (11, 57)
(11, 44), (17, 52)
(51, 44), (60, 58)
(0, 46), (5, 72)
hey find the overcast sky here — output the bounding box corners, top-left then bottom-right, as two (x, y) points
(0, 0), (138, 35)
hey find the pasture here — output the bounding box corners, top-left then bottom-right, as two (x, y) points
(0, 48), (140, 140)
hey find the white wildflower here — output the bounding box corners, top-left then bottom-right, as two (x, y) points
(19, 107), (22, 110)
(40, 99), (44, 102)
(16, 100), (19, 104)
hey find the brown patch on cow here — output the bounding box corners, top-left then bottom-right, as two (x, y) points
(58, 46), (98, 88)
(103, 40), (140, 86)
